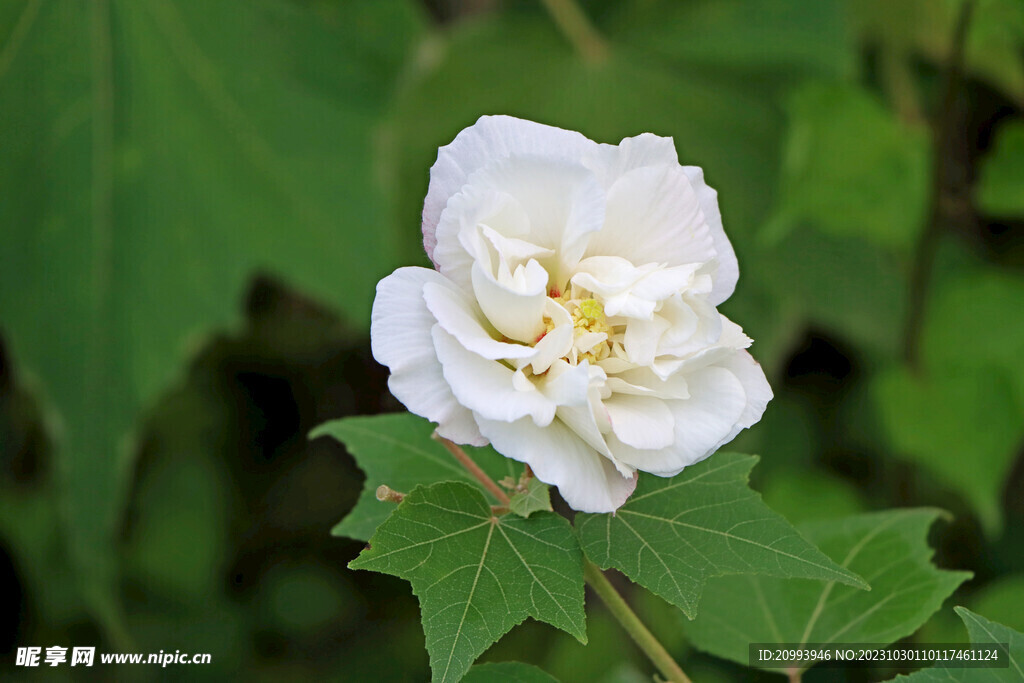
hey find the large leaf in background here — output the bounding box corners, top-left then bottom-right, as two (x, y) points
(852, 0), (1024, 107)
(763, 82), (930, 250)
(599, 0), (855, 80)
(681, 509), (971, 672)
(576, 453), (866, 618)
(922, 266), (1024, 406)
(752, 226), (909, 359)
(892, 608), (1024, 682)
(311, 413), (517, 541)
(0, 0), (423, 625)
(971, 575), (1024, 635)
(872, 366), (1024, 534)
(759, 470), (866, 525)
(977, 120), (1024, 218)
(384, 12), (783, 268)
(350, 482), (586, 683)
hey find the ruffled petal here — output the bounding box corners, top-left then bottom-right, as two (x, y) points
(608, 365), (747, 475)
(681, 166), (738, 306)
(424, 115), (597, 261)
(584, 132), (680, 189)
(475, 414), (638, 513)
(604, 394), (675, 450)
(422, 280), (536, 360)
(432, 325), (557, 427)
(433, 186), (531, 292)
(370, 267), (485, 445)
(708, 349), (773, 449)
(470, 258), (548, 343)
(461, 156), (606, 285)
(584, 163), (717, 272)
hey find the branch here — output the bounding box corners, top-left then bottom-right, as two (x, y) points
(903, 0), (976, 369)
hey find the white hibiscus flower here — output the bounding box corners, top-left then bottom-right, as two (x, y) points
(371, 115), (772, 513)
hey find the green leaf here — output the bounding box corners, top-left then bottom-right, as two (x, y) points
(602, 0), (855, 80)
(973, 575), (1024, 634)
(0, 0), (423, 626)
(922, 266), (1024, 411)
(872, 366), (1024, 534)
(765, 82), (930, 250)
(350, 482), (586, 683)
(463, 662), (560, 683)
(576, 453), (867, 618)
(751, 226), (910, 358)
(310, 413), (517, 541)
(977, 121), (1024, 217)
(890, 607), (1024, 682)
(681, 509), (971, 672)
(509, 478), (553, 518)
(759, 471), (865, 525)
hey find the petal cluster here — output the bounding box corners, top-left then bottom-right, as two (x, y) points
(372, 116), (772, 512)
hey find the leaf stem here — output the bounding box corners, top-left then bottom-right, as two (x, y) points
(583, 559), (692, 683)
(538, 0), (609, 64)
(433, 433), (512, 505)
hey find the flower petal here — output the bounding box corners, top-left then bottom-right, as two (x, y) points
(475, 414), (638, 513)
(432, 325), (556, 426)
(424, 115), (597, 261)
(584, 163), (717, 272)
(585, 132), (680, 188)
(370, 267), (485, 445)
(465, 156), (606, 285)
(710, 349), (773, 449)
(519, 298), (574, 374)
(609, 365), (747, 475)
(604, 394), (675, 450)
(422, 280), (535, 360)
(470, 258), (548, 343)
(433, 186), (531, 292)
(681, 166), (738, 305)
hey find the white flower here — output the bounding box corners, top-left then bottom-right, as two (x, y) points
(371, 115), (772, 513)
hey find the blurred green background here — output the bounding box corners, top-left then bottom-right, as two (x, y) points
(1, 0), (1023, 680)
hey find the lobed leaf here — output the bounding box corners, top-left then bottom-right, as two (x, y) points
(681, 509), (971, 672)
(350, 482), (586, 683)
(311, 413), (517, 541)
(576, 452), (866, 619)
(890, 607), (1023, 682)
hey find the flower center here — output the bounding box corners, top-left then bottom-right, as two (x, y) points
(538, 293), (616, 365)
(572, 298), (609, 335)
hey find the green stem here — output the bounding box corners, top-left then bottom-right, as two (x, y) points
(538, 0), (609, 63)
(583, 559), (692, 683)
(434, 433), (512, 505)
